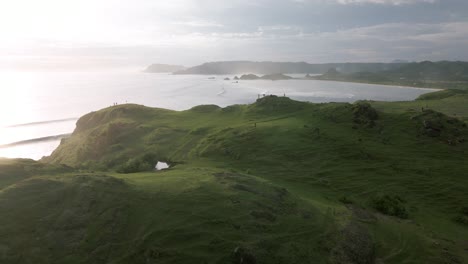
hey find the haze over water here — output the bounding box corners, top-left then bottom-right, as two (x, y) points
(0, 71), (436, 160)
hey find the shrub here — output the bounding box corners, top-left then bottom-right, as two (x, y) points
(117, 153), (159, 173)
(369, 194), (409, 219)
(339, 196), (354, 205)
(454, 207), (468, 225)
(352, 102), (378, 127)
(454, 215), (468, 225)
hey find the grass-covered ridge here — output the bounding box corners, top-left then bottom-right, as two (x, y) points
(1, 91), (468, 263)
(314, 61), (468, 90)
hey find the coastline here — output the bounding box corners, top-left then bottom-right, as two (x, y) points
(169, 73), (446, 91)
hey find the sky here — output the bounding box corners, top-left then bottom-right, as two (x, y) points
(0, 0), (467, 70)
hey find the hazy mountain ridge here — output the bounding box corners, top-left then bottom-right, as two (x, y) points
(171, 61), (407, 75)
(144, 63), (186, 73)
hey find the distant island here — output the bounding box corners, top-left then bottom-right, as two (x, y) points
(171, 61), (406, 75)
(233, 73), (293, 81)
(144, 64), (186, 73)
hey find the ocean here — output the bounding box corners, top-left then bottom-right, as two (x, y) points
(0, 71), (436, 160)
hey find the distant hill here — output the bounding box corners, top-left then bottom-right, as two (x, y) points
(387, 61), (468, 81)
(391, 59), (410, 63)
(174, 61), (406, 75)
(144, 64), (186, 73)
(314, 61), (468, 90)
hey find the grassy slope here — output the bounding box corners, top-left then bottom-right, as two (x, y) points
(314, 61), (468, 90)
(315, 74), (468, 90)
(371, 89), (468, 122)
(1, 92), (468, 263)
(0, 165), (336, 264)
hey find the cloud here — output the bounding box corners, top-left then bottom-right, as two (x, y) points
(4, 20), (468, 67)
(333, 0), (437, 5)
(327, 21), (468, 45)
(293, 0), (438, 4)
(0, 0), (466, 69)
(172, 20), (224, 28)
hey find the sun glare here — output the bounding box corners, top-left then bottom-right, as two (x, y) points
(0, 72), (37, 127)
(0, 0), (114, 45)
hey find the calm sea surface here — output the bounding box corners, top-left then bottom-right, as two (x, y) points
(0, 71), (436, 160)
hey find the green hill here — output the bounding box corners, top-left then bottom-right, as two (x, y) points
(1, 91), (468, 263)
(315, 61), (468, 90)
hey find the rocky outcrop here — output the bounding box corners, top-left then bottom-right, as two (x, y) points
(260, 73), (293, 80)
(239, 74), (260, 80)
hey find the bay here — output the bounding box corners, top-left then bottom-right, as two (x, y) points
(0, 71), (436, 160)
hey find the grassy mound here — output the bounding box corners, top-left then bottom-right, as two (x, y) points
(0, 158), (71, 189)
(0, 166), (339, 263)
(371, 89), (468, 122)
(251, 95), (306, 114)
(411, 109), (467, 143)
(188, 104), (221, 113)
(416, 89), (468, 100)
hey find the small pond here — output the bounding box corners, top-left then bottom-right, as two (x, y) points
(155, 161), (170, 171)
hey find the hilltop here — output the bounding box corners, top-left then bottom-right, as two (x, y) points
(1, 91), (468, 263)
